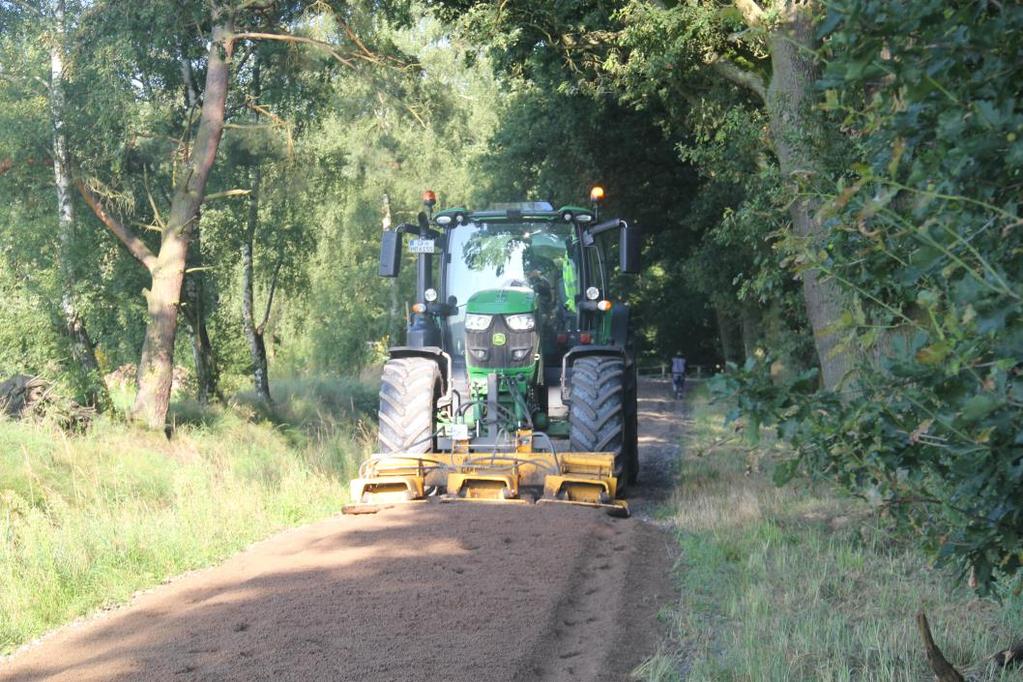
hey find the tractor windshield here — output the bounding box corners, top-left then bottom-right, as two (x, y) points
(446, 222), (578, 358)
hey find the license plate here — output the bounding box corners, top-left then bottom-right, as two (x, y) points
(408, 238), (435, 254)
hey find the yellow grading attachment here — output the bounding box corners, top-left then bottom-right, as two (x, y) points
(343, 433), (629, 517)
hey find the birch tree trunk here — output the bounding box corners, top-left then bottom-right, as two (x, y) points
(132, 10), (233, 428)
(50, 0), (107, 406)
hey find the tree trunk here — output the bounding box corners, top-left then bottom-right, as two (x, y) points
(715, 301), (742, 365)
(181, 256), (221, 405)
(50, 0), (107, 407)
(763, 2), (854, 391)
(242, 164), (272, 404)
(131, 11), (233, 428)
(740, 304), (762, 358)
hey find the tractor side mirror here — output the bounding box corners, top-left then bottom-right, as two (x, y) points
(620, 224), (641, 274)
(380, 230), (401, 277)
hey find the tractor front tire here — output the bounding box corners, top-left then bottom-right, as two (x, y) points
(378, 357), (441, 454)
(569, 356), (628, 486)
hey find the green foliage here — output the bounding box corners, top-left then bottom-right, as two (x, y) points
(0, 2), (504, 388)
(0, 262), (65, 379)
(709, 0), (1023, 592)
(275, 16), (503, 372)
(809, 0), (1022, 591)
(605, 1), (814, 365)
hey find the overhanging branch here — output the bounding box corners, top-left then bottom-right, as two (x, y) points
(76, 180), (158, 271)
(231, 32), (359, 68)
(205, 189), (252, 200)
(708, 55), (767, 102)
(734, 0), (766, 27)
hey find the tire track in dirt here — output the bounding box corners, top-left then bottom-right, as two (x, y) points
(1, 379), (683, 681)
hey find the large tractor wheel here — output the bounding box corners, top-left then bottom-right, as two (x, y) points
(378, 357), (441, 454)
(569, 356), (628, 485)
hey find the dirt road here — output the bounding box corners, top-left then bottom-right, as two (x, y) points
(1, 380), (683, 681)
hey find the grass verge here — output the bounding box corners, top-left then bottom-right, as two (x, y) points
(638, 385), (1023, 681)
(0, 379), (373, 654)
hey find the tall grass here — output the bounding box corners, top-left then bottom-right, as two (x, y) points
(0, 379), (373, 654)
(637, 386), (1023, 681)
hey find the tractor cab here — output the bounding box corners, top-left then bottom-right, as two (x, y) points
(444, 218), (583, 382)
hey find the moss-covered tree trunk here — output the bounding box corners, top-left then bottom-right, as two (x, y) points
(762, 1), (853, 391)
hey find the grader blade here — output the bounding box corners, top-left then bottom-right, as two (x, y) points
(342, 456), (441, 513)
(537, 452), (630, 517)
(342, 446), (628, 517)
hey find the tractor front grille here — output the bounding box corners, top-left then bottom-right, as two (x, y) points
(466, 315), (537, 370)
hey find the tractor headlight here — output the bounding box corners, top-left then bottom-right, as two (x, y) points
(464, 313), (493, 331)
(585, 286), (600, 301)
(505, 313), (535, 331)
(511, 348), (531, 360)
(424, 288), (438, 302)
(470, 348), (489, 361)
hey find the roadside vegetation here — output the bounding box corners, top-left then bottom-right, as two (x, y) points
(0, 379), (374, 655)
(639, 386), (1023, 681)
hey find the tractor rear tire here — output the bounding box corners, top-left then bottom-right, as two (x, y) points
(378, 357), (441, 454)
(569, 356), (628, 486)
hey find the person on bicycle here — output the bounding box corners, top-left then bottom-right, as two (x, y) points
(671, 353), (686, 397)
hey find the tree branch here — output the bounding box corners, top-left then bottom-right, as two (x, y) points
(734, 0), (766, 27)
(75, 180), (158, 271)
(231, 32), (358, 69)
(179, 46), (199, 110)
(707, 53), (766, 101)
(3, 0), (44, 18)
(256, 257), (283, 335)
(205, 188), (252, 200)
(992, 639), (1023, 668)
(336, 16), (383, 64)
(916, 612), (965, 682)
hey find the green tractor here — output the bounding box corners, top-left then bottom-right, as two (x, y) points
(346, 188), (641, 515)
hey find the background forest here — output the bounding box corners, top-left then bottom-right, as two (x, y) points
(1, 0), (1022, 653)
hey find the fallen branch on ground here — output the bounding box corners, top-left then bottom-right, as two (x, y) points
(916, 611), (965, 682)
(0, 374), (95, 429)
(992, 639), (1023, 668)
